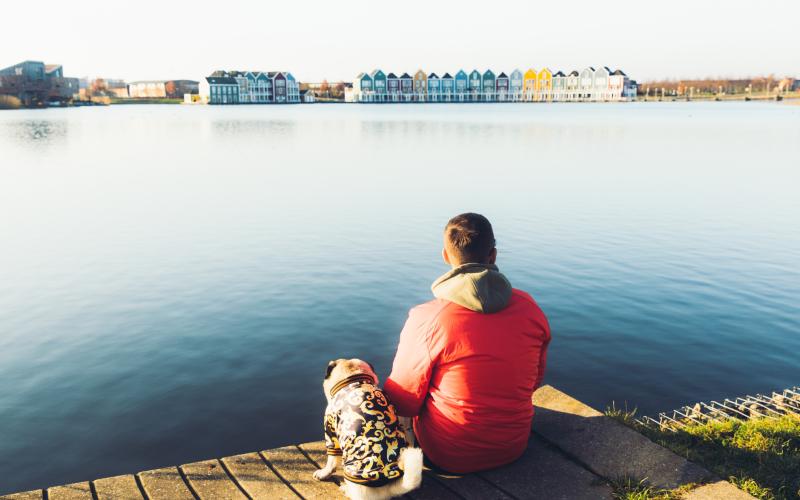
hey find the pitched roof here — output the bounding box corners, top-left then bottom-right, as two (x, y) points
(569, 70), (580, 76)
(428, 72), (439, 78)
(206, 76), (237, 84)
(387, 73), (398, 78)
(553, 71), (565, 77)
(497, 72), (508, 78)
(612, 69), (627, 76)
(442, 73), (453, 79)
(400, 73), (412, 79)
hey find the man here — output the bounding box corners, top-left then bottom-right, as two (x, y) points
(384, 213), (551, 474)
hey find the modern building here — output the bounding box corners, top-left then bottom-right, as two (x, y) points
(349, 66), (636, 103)
(0, 60), (79, 107)
(199, 70), (299, 104)
(127, 80), (198, 99)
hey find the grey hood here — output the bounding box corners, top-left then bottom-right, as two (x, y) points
(431, 263), (512, 314)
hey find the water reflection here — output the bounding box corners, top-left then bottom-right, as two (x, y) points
(211, 119), (295, 137)
(4, 120), (68, 148)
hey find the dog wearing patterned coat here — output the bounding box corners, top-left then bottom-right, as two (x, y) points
(312, 358), (423, 500)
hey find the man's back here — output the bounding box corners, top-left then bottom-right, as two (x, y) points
(385, 277), (550, 473)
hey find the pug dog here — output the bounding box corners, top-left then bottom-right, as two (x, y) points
(313, 358), (423, 500)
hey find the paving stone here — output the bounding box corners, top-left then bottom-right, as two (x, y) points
(532, 385), (713, 489)
(681, 481), (755, 499)
(93, 474), (143, 499)
(407, 473), (460, 500)
(426, 472), (513, 499)
(480, 435), (613, 499)
(221, 452), (299, 499)
(181, 459), (247, 499)
(261, 445), (344, 499)
(137, 466), (194, 500)
(46, 483), (92, 500)
(297, 441), (329, 468)
(0, 491), (43, 500)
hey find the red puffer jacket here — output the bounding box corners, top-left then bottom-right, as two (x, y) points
(384, 263), (550, 473)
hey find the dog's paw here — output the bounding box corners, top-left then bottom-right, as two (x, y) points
(313, 468), (333, 481)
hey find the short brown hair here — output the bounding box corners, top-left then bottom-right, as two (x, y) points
(444, 213), (496, 264)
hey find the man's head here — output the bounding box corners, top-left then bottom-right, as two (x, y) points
(442, 213), (497, 267)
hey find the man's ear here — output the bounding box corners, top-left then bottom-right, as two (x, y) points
(488, 247), (497, 264)
(442, 248), (451, 265)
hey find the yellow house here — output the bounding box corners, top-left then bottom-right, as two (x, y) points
(413, 70), (427, 101)
(537, 68), (552, 101)
(523, 68), (537, 102)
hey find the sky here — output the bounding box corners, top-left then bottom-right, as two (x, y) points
(1, 0), (798, 83)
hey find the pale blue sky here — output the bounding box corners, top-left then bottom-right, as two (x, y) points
(1, 0), (797, 83)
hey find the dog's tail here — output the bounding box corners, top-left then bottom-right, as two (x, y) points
(399, 447), (424, 492)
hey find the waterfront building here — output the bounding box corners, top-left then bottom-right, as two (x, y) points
(537, 68), (552, 102)
(300, 89), (315, 103)
(593, 66), (610, 101)
(482, 70), (495, 101)
(202, 75), (239, 104)
(579, 67), (595, 101)
(256, 72), (273, 102)
(523, 69), (537, 102)
(510, 69), (523, 102)
(348, 65), (636, 103)
(273, 72), (288, 103)
(496, 72), (509, 101)
(609, 69), (636, 101)
(0, 60), (79, 107)
(200, 70), (298, 104)
(413, 70), (427, 101)
(566, 70), (580, 101)
(441, 73), (454, 102)
(354, 72), (373, 102)
(624, 77), (638, 100)
(455, 70), (468, 101)
(128, 80), (198, 99)
(387, 73), (400, 102)
(468, 70), (482, 101)
(371, 69), (386, 102)
(427, 73), (440, 102)
(552, 71), (566, 102)
(400, 73), (413, 102)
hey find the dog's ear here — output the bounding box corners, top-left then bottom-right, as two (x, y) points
(325, 360), (338, 380)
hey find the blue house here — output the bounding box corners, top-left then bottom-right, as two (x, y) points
(455, 70), (468, 101)
(482, 70), (496, 101)
(469, 70), (482, 101)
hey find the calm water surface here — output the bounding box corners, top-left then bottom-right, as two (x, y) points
(0, 103), (798, 493)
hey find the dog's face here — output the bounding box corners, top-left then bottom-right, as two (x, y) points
(323, 358), (378, 401)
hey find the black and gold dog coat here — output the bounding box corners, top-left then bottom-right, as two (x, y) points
(324, 374), (408, 486)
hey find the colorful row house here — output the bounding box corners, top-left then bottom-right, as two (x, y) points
(351, 67), (637, 103)
(200, 70), (300, 104)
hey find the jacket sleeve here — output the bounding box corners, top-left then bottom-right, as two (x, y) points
(324, 409), (341, 456)
(383, 308), (439, 417)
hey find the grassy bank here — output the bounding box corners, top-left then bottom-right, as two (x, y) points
(606, 406), (800, 499)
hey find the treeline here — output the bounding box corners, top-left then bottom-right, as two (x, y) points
(639, 75), (797, 95)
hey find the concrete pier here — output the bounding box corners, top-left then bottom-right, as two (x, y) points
(0, 386), (753, 499)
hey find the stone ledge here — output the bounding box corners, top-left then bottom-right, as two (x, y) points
(532, 385), (731, 492)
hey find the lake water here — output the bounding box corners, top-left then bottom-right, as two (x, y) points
(0, 102), (798, 493)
